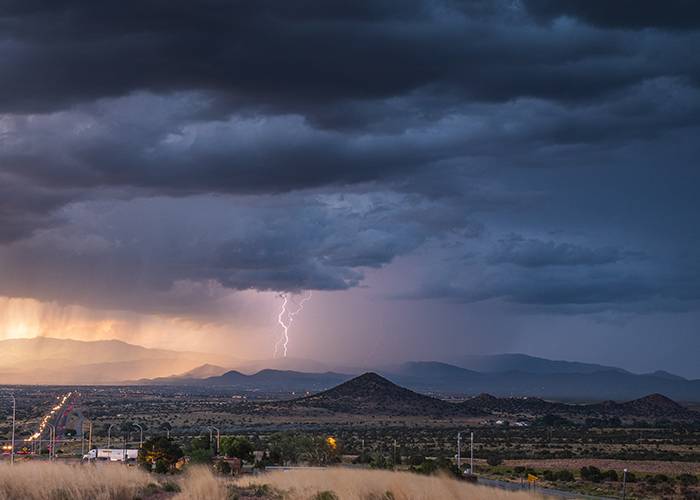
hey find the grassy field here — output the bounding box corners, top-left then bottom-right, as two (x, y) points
(0, 462), (542, 500)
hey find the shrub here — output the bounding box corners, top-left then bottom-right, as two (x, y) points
(603, 470), (619, 482)
(580, 466), (603, 483)
(646, 473), (672, 485)
(678, 473), (699, 486)
(312, 491), (339, 500)
(486, 454), (503, 466)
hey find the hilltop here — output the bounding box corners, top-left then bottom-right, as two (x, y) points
(289, 372), (478, 416)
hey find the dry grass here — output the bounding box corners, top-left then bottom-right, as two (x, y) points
(239, 468), (543, 500)
(0, 462), (545, 500)
(0, 461), (151, 500)
(505, 457), (700, 475)
(174, 467), (229, 500)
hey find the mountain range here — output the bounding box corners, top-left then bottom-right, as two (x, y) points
(2, 337), (700, 402)
(281, 373), (698, 421)
(0, 337), (240, 384)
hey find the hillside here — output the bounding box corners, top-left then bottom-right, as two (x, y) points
(290, 372), (472, 416)
(461, 392), (699, 421)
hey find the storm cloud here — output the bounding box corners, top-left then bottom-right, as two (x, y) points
(0, 0), (699, 372)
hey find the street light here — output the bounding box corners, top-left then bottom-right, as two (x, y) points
(470, 432), (474, 474)
(46, 424), (56, 461)
(81, 420), (92, 456)
(457, 432), (461, 470)
(622, 468), (628, 500)
(133, 424), (143, 449)
(107, 423), (116, 448)
(208, 426), (220, 455)
(8, 394), (15, 466)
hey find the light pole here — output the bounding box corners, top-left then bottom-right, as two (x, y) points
(470, 432), (474, 475)
(81, 420), (91, 455)
(47, 424), (56, 461)
(622, 468), (628, 500)
(133, 424), (143, 449)
(208, 426), (220, 455)
(457, 432), (461, 471)
(107, 423), (116, 448)
(9, 394), (15, 466)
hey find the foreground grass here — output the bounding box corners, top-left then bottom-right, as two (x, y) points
(0, 461), (152, 500)
(237, 468), (540, 500)
(0, 462), (543, 499)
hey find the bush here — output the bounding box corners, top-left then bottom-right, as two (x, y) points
(311, 491), (338, 500)
(580, 466), (603, 483)
(214, 459), (232, 475)
(678, 473), (699, 487)
(646, 473), (672, 485)
(162, 482), (180, 492)
(603, 470), (619, 482)
(544, 470), (574, 482)
(486, 454), (503, 466)
(154, 459), (169, 474)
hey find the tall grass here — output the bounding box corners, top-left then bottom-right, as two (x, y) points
(174, 467), (228, 500)
(239, 468), (542, 500)
(0, 461), (151, 500)
(0, 462), (543, 499)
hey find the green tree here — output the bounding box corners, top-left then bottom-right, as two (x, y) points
(220, 436), (254, 462)
(137, 437), (184, 473)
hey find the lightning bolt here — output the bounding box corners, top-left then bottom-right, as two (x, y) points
(273, 291), (312, 358)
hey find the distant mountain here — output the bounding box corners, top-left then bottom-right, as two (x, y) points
(231, 357), (341, 375)
(381, 362), (700, 401)
(289, 372), (472, 416)
(452, 353), (629, 375)
(461, 392), (698, 421)
(178, 364), (229, 379)
(205, 369), (350, 391)
(137, 368), (351, 391)
(644, 370), (687, 382)
(131, 359), (700, 402)
(0, 337), (240, 385)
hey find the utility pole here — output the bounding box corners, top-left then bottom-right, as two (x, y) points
(457, 432), (462, 470)
(108, 423), (115, 448)
(208, 426), (221, 455)
(393, 439), (397, 468)
(88, 421), (93, 452)
(133, 424), (143, 449)
(9, 394), (15, 465)
(470, 432), (474, 474)
(47, 424), (56, 461)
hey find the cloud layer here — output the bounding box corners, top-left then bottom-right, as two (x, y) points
(0, 0), (699, 327)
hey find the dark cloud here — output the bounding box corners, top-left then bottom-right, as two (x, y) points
(0, 0), (698, 332)
(1, 0), (699, 118)
(0, 193), (476, 312)
(487, 234), (629, 267)
(524, 0), (700, 30)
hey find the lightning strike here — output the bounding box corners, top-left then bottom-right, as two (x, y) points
(273, 291), (312, 357)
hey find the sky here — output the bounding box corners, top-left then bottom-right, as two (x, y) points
(1, 0), (699, 376)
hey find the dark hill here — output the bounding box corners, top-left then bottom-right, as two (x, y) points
(291, 372), (472, 416)
(612, 393), (695, 418)
(205, 369), (349, 390)
(462, 392), (698, 421)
